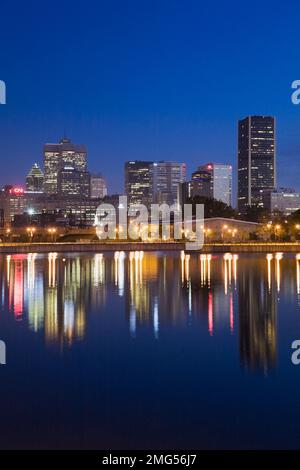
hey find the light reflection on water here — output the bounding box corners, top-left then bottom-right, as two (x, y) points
(0, 251), (299, 372)
(2, 251), (300, 448)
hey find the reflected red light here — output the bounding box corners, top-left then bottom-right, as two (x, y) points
(208, 291), (213, 336)
(230, 292), (234, 333)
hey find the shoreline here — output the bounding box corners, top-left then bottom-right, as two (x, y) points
(0, 241), (300, 254)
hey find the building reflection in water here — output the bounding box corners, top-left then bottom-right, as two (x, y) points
(27, 253), (44, 332)
(223, 253), (238, 294)
(93, 253), (105, 286)
(200, 254), (211, 288)
(266, 254), (273, 292)
(9, 255), (26, 320)
(238, 256), (277, 374)
(0, 250), (289, 372)
(128, 251), (147, 337)
(275, 252), (283, 293)
(296, 254), (300, 304)
(114, 251), (125, 296)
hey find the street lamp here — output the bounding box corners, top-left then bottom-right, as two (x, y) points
(5, 228), (11, 241)
(204, 228), (211, 241)
(221, 225), (228, 241)
(27, 227), (36, 241)
(275, 224), (281, 241)
(47, 227), (57, 242)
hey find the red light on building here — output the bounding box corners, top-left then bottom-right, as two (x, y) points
(9, 187), (24, 195)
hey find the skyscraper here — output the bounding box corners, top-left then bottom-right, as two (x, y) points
(192, 163), (232, 206)
(90, 173), (108, 199)
(26, 163), (44, 192)
(44, 137), (87, 195)
(238, 116), (276, 213)
(152, 161), (186, 205)
(125, 161), (153, 207)
(58, 166), (90, 198)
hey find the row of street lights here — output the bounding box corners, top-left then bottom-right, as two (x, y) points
(4, 227), (58, 241)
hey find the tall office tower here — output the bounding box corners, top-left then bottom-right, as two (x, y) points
(125, 161), (153, 208)
(26, 163), (44, 192)
(90, 173), (108, 199)
(238, 116), (276, 214)
(190, 167), (213, 198)
(57, 166), (90, 198)
(152, 161), (186, 205)
(44, 137), (87, 195)
(193, 163), (232, 206)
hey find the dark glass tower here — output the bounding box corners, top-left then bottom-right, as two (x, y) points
(237, 116), (276, 214)
(125, 161), (153, 208)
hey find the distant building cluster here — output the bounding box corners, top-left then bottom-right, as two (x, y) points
(0, 137), (108, 227)
(0, 115), (300, 229)
(179, 163), (232, 207)
(125, 160), (186, 207)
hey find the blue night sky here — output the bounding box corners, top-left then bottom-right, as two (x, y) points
(0, 0), (300, 200)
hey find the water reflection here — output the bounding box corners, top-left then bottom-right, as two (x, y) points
(2, 251), (300, 373)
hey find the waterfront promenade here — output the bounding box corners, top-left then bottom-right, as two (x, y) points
(1, 241), (300, 253)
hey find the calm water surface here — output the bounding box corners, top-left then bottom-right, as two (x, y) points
(0, 251), (300, 449)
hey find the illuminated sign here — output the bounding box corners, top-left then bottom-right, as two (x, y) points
(9, 187), (24, 195)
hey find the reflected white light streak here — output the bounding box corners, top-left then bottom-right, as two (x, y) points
(48, 252), (57, 288)
(6, 255), (11, 284)
(93, 253), (104, 286)
(266, 254), (273, 292)
(27, 253), (37, 289)
(275, 252), (283, 293)
(153, 297), (159, 339)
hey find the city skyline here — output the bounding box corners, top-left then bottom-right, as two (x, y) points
(0, 105), (298, 212)
(0, 116), (287, 210)
(1, 1), (300, 196)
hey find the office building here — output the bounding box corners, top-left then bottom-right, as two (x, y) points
(58, 166), (90, 198)
(238, 116), (276, 213)
(0, 189), (99, 227)
(263, 188), (300, 216)
(152, 161), (186, 205)
(125, 161), (153, 208)
(90, 173), (107, 199)
(178, 173), (211, 205)
(26, 163), (44, 192)
(188, 163), (232, 206)
(44, 137), (87, 195)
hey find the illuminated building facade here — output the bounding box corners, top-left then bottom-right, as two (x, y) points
(263, 188), (300, 216)
(190, 168), (212, 198)
(195, 163), (232, 206)
(90, 173), (107, 199)
(151, 161), (186, 205)
(0, 186), (26, 224)
(238, 115), (276, 213)
(0, 189), (100, 226)
(26, 163), (44, 192)
(125, 160), (186, 208)
(44, 137), (87, 195)
(179, 163), (232, 206)
(58, 166), (90, 198)
(125, 161), (153, 208)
